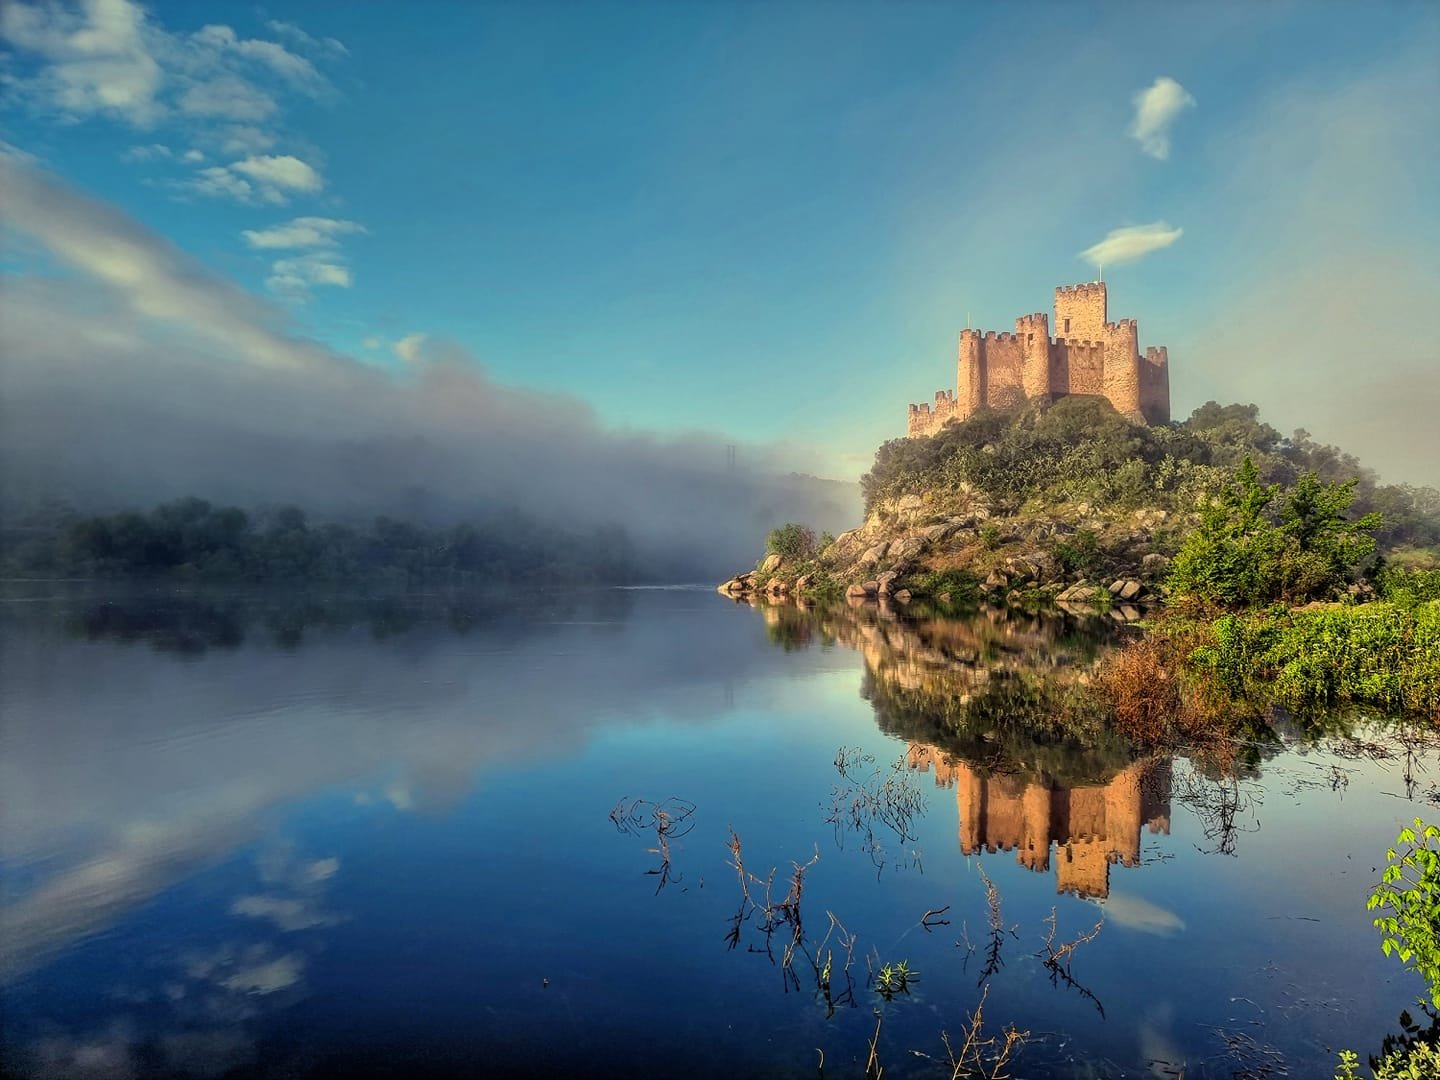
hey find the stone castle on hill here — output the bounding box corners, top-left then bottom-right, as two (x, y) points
(907, 281), (1171, 437)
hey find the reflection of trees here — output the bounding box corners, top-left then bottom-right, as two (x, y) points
(20, 587), (628, 656)
(786, 602), (1134, 786)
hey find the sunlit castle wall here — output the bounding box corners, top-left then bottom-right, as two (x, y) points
(906, 282), (1171, 434)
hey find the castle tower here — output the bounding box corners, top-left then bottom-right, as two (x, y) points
(1054, 282), (1108, 341)
(957, 329), (983, 416)
(1141, 346), (1171, 425)
(1102, 318), (1143, 420)
(1018, 312), (1052, 400)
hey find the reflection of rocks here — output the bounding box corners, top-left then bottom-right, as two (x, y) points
(909, 744), (1171, 899)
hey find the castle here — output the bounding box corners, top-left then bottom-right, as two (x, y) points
(907, 281), (1171, 437)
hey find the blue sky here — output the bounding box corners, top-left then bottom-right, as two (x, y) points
(2, 0), (1438, 483)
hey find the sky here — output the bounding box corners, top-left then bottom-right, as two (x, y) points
(1, 0), (1438, 488)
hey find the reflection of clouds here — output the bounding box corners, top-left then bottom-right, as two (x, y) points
(1137, 1002), (1186, 1079)
(230, 894), (335, 931)
(0, 810), (257, 978)
(1096, 892), (1187, 936)
(26, 1021), (139, 1080)
(219, 952), (305, 996)
(234, 845), (342, 931)
(1, 593), (842, 979)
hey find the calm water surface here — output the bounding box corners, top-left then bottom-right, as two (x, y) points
(1, 587), (1434, 1078)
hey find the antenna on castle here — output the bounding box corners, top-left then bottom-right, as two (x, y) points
(1098, 263), (1103, 283)
(966, 311), (971, 329)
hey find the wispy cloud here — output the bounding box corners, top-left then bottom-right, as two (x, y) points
(179, 153), (324, 206)
(1, 0), (344, 198)
(242, 217), (364, 298)
(230, 153), (321, 193)
(242, 216), (364, 249)
(1079, 221), (1183, 267)
(0, 0), (164, 125)
(1128, 76), (1195, 160)
(266, 253), (353, 298)
(393, 332), (428, 364)
(1, 144), (328, 369)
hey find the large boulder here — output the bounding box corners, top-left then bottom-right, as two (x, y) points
(856, 542), (890, 569)
(845, 583), (871, 599)
(876, 570), (901, 595)
(760, 553), (782, 574)
(890, 536), (927, 562)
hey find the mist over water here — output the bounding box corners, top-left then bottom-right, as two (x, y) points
(0, 151), (858, 581)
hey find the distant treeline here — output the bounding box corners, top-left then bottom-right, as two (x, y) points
(0, 497), (644, 585)
(862, 399), (1440, 553)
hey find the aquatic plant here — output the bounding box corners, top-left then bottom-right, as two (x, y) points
(872, 959), (918, 1000)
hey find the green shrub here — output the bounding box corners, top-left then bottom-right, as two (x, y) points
(765, 522), (817, 561)
(1056, 528), (1100, 576)
(1187, 602), (1440, 716)
(1169, 457), (1380, 608)
(1378, 566), (1440, 607)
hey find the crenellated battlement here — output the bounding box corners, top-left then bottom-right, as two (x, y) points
(909, 280), (1171, 435)
(1055, 282), (1106, 299)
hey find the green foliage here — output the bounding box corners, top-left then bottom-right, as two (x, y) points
(1055, 528), (1100, 576)
(873, 959), (918, 1000)
(859, 398), (1439, 552)
(765, 522), (817, 561)
(1370, 818), (1440, 1011)
(1168, 457), (1380, 607)
(1378, 566), (1440, 607)
(1186, 602), (1440, 717)
(907, 569), (979, 605)
(979, 524), (1002, 550)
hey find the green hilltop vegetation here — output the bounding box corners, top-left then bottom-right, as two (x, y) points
(723, 397), (1440, 728)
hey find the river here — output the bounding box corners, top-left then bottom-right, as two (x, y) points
(0, 586), (1433, 1078)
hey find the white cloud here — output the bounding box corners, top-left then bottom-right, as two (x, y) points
(122, 142), (172, 162)
(177, 74), (277, 122)
(220, 125), (275, 155)
(180, 155), (323, 206)
(242, 216), (364, 249)
(266, 19), (348, 57)
(1128, 76), (1196, 160)
(393, 333), (428, 365)
(0, 0), (165, 126)
(267, 254), (352, 296)
(230, 153), (321, 193)
(185, 164), (256, 203)
(1079, 221), (1183, 267)
(1, 1), (341, 144)
(181, 148), (204, 163)
(0, 146), (328, 370)
(190, 24), (321, 88)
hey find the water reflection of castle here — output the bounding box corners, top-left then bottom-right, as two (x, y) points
(908, 745), (1171, 899)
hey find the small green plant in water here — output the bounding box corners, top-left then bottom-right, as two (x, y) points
(874, 959), (918, 1000)
(1369, 818), (1440, 1011)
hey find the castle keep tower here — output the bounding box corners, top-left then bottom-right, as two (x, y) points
(906, 281), (1171, 437)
